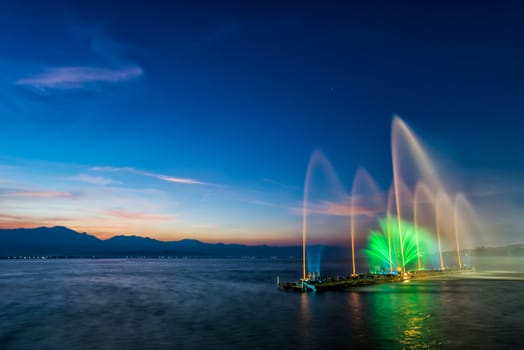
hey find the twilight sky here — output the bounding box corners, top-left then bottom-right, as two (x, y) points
(1, 1), (523, 245)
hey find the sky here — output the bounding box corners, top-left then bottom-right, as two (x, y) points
(1, 1), (523, 245)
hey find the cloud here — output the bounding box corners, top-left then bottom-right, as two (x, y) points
(154, 174), (205, 185)
(16, 65), (143, 90)
(0, 221), (46, 229)
(104, 209), (175, 222)
(7, 191), (77, 198)
(262, 178), (301, 191)
(91, 166), (206, 185)
(0, 214), (74, 229)
(90, 166), (133, 172)
(72, 174), (119, 186)
(291, 200), (382, 217)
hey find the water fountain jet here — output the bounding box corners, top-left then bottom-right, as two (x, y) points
(413, 182), (436, 271)
(301, 150), (347, 280)
(350, 168), (384, 276)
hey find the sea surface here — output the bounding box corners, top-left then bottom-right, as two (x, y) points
(2, 257), (524, 349)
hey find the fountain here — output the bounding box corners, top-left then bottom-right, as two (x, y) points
(282, 115), (478, 292)
(453, 193), (481, 268)
(413, 182), (437, 270)
(364, 217), (435, 273)
(301, 150), (348, 281)
(350, 168), (384, 276)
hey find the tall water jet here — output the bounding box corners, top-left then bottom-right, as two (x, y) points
(435, 192), (456, 269)
(302, 150), (347, 280)
(391, 126), (406, 272)
(453, 195), (464, 269)
(391, 116), (442, 189)
(413, 182), (436, 270)
(350, 167), (384, 276)
(386, 185), (396, 273)
(396, 179), (414, 270)
(434, 193), (445, 270)
(454, 193), (481, 268)
(391, 116), (445, 271)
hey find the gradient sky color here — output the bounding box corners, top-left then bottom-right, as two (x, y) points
(1, 1), (523, 245)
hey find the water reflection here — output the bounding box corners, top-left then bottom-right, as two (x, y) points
(366, 283), (443, 348)
(299, 292), (313, 348)
(350, 292), (362, 324)
(347, 291), (371, 345)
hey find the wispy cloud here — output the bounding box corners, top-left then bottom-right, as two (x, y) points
(91, 166), (207, 185)
(154, 174), (205, 185)
(291, 200), (382, 217)
(262, 178), (301, 192)
(104, 209), (175, 222)
(15, 66), (143, 90)
(7, 190), (77, 198)
(72, 174), (119, 186)
(0, 214), (74, 229)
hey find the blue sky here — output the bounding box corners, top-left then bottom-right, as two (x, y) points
(1, 1), (523, 245)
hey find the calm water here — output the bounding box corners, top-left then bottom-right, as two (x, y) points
(1, 258), (524, 349)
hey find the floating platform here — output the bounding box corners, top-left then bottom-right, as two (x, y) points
(280, 269), (470, 293)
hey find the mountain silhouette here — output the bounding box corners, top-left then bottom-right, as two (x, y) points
(0, 226), (310, 258)
(1, 226), (516, 259)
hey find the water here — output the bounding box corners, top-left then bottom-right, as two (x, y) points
(1, 258), (524, 349)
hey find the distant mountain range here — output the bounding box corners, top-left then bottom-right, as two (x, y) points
(1, 226), (521, 259)
(0, 226), (310, 258)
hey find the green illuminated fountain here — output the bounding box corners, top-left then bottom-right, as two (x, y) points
(364, 217), (436, 273)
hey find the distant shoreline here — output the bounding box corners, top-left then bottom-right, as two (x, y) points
(0, 255), (299, 260)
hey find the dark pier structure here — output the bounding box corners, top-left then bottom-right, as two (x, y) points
(280, 269), (469, 293)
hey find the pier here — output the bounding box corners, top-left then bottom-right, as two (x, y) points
(280, 269), (468, 293)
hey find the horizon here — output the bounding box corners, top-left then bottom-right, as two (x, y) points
(0, 224), (351, 247)
(1, 225), (522, 251)
(1, 1), (523, 247)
